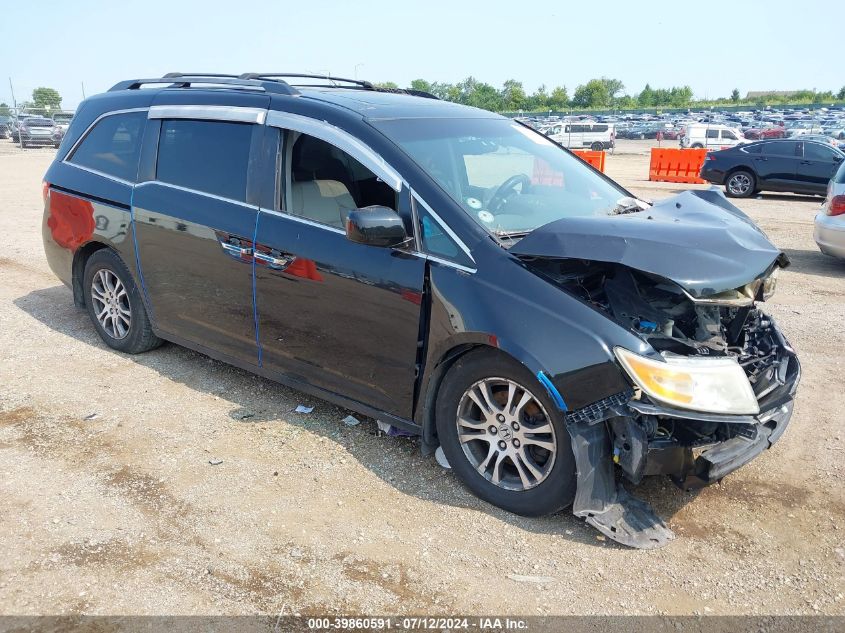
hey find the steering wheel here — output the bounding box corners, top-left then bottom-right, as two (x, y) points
(488, 174), (531, 213)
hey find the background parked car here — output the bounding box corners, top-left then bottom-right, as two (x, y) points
(814, 160), (845, 258)
(700, 139), (845, 197)
(10, 117), (63, 148)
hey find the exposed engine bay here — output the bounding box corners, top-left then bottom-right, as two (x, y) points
(519, 256), (800, 549)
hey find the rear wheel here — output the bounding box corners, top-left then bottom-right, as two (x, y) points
(83, 249), (162, 354)
(725, 170), (756, 198)
(590, 141), (603, 151)
(435, 350), (576, 516)
(691, 143), (704, 149)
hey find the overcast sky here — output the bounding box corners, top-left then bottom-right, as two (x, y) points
(1, 0), (840, 110)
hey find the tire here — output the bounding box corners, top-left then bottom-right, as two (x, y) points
(435, 350), (576, 517)
(725, 169), (756, 198)
(83, 249), (162, 354)
(691, 143), (704, 149)
(590, 141), (603, 151)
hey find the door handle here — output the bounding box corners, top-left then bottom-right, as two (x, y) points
(220, 242), (253, 257)
(254, 251), (294, 269)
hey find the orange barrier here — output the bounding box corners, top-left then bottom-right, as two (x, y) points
(649, 148), (707, 184)
(571, 149), (606, 173)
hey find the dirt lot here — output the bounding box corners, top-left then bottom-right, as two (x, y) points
(1, 140), (844, 617)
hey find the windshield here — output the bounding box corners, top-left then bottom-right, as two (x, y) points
(372, 117), (631, 237)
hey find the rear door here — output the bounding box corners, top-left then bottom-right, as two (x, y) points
(132, 104), (267, 365)
(796, 142), (843, 193)
(253, 113), (425, 417)
(706, 128), (721, 148)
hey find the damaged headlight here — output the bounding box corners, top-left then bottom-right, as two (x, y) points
(614, 348), (759, 415)
(762, 268), (779, 301)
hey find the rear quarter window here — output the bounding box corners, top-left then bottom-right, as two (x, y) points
(834, 159), (845, 184)
(67, 111), (147, 183)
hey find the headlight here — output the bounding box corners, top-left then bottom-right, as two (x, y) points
(614, 348), (759, 415)
(762, 268), (779, 300)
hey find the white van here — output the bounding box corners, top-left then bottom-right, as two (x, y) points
(680, 124), (747, 149)
(547, 122), (615, 151)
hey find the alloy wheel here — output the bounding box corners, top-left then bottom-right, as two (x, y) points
(456, 377), (557, 491)
(90, 269), (131, 339)
(728, 173), (752, 196)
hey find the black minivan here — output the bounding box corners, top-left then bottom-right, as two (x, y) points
(42, 74), (800, 548)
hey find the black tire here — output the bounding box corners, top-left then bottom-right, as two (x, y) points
(691, 143), (704, 149)
(725, 169), (756, 198)
(590, 141), (603, 151)
(83, 249), (162, 354)
(435, 349), (576, 516)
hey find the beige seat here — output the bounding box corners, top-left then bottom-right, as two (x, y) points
(291, 180), (357, 228)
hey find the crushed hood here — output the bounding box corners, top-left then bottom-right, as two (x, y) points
(510, 189), (789, 298)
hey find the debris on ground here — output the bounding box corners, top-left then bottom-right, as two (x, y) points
(342, 415), (361, 426)
(295, 405), (314, 414)
(83, 413), (99, 421)
(208, 458), (224, 466)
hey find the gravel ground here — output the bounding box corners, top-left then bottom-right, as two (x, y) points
(1, 140), (843, 617)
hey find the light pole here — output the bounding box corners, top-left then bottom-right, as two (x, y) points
(354, 63), (364, 80)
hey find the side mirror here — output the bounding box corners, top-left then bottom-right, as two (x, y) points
(345, 206), (409, 248)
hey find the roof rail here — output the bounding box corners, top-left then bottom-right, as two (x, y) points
(239, 73), (375, 90)
(108, 74), (300, 96)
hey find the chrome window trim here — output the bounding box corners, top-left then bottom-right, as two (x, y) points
(63, 107), (150, 165)
(411, 192), (476, 264)
(134, 180), (259, 210)
(148, 105), (266, 125)
(259, 208), (346, 234)
(63, 162), (135, 187)
(415, 252), (477, 274)
(266, 110), (402, 192)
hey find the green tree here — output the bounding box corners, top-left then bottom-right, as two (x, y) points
(0, 102), (10, 116)
(600, 77), (624, 107)
(548, 86), (569, 111)
(638, 84), (655, 107)
(375, 81), (399, 90)
(32, 87), (61, 110)
(730, 88), (740, 102)
(409, 79), (433, 93)
(500, 79), (526, 111)
(839, 86), (845, 101)
(572, 79), (609, 108)
(527, 84), (549, 111)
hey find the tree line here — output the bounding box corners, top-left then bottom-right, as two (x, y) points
(378, 78), (845, 113)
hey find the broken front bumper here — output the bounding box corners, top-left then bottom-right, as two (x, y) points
(566, 321), (800, 549)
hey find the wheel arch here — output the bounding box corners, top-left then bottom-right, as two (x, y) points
(72, 241), (112, 307)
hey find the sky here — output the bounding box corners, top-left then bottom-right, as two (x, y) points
(1, 0), (841, 111)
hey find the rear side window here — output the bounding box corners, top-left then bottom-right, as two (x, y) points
(68, 111), (146, 182)
(156, 119), (252, 202)
(765, 141), (799, 157)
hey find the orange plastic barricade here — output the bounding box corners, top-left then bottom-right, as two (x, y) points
(648, 148), (707, 184)
(571, 149), (606, 172)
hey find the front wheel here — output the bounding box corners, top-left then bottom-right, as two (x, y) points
(590, 141), (603, 151)
(725, 170), (756, 198)
(83, 249), (162, 354)
(435, 350), (576, 516)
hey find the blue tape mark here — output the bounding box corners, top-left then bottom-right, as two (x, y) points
(129, 187), (153, 317)
(251, 211), (263, 367)
(537, 371), (568, 411)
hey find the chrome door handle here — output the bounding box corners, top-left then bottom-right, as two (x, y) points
(254, 251), (293, 268)
(220, 242), (253, 257)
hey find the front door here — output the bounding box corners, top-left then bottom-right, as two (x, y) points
(254, 126), (425, 417)
(132, 109), (265, 365)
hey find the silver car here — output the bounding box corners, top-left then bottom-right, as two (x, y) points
(814, 161), (845, 258)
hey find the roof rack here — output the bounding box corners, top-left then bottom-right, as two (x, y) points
(108, 72), (438, 100)
(108, 73), (300, 96)
(239, 73), (438, 99)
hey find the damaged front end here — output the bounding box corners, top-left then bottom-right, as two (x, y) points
(513, 191), (801, 548)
